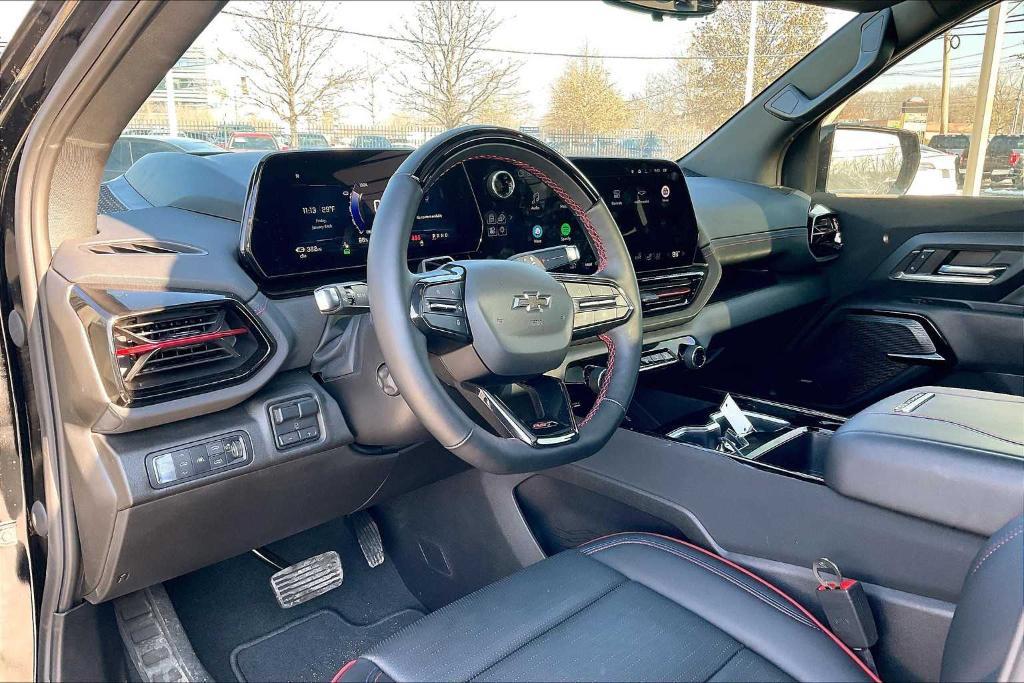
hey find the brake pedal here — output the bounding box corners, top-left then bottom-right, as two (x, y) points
(270, 550), (344, 608)
(351, 511), (385, 568)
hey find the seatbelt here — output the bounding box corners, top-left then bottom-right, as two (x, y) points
(813, 558), (880, 674)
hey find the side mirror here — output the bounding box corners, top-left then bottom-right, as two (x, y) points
(818, 124), (921, 196)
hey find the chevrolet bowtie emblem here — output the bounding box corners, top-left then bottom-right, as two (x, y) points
(512, 291), (552, 313)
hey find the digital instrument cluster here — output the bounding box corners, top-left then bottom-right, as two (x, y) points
(241, 150), (700, 295)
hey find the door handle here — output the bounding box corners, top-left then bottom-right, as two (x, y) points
(936, 264), (1006, 277)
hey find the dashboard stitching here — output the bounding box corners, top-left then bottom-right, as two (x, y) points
(461, 154), (609, 272)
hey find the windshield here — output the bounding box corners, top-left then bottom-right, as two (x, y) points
(118, 0), (853, 161)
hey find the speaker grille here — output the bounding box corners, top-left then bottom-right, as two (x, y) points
(797, 313), (938, 405)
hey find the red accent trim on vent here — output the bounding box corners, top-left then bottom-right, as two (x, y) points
(652, 286), (692, 299)
(115, 327), (249, 357)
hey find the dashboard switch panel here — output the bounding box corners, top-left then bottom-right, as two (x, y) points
(269, 395), (323, 449)
(147, 431), (252, 489)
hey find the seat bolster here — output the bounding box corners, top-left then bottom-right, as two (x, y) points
(941, 515), (1024, 682)
(580, 534), (876, 683)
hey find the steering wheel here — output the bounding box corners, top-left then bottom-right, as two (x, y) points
(368, 126), (641, 473)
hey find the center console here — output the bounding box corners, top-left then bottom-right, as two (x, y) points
(627, 382), (1023, 537)
(826, 386), (1024, 536)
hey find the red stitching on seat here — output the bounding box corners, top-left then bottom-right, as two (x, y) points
(330, 659), (359, 683)
(582, 532), (882, 683)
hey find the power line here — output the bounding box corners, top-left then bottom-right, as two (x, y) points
(219, 9), (811, 62)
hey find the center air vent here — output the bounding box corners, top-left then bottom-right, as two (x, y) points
(108, 300), (271, 405)
(637, 268), (706, 314)
(808, 211), (842, 259)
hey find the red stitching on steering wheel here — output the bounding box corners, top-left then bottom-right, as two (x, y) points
(579, 333), (615, 428)
(462, 154), (609, 271)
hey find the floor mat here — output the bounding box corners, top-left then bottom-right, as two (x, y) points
(165, 515), (425, 682)
(231, 609), (421, 682)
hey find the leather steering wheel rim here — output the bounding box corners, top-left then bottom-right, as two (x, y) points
(367, 126), (642, 474)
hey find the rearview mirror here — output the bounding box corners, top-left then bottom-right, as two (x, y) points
(605, 0), (720, 20)
(818, 125), (921, 196)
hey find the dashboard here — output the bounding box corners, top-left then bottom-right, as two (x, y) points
(56, 146), (828, 604)
(240, 150), (701, 295)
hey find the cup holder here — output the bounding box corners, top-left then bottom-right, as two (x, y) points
(666, 410), (792, 457)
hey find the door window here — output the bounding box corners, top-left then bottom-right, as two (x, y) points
(825, 1), (1023, 197)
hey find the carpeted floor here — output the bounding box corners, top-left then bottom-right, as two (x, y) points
(165, 515), (425, 682)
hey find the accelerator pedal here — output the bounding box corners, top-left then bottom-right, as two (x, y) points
(270, 550), (344, 608)
(351, 510), (385, 568)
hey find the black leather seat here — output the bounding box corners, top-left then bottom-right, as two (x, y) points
(334, 517), (1023, 682)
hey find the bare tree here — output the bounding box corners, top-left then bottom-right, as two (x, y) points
(225, 1), (352, 145)
(357, 56), (390, 128)
(392, 1), (521, 128)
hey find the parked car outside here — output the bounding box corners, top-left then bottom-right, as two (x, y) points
(294, 132), (331, 149)
(622, 133), (665, 158)
(350, 134), (394, 149)
(103, 135), (223, 181)
(960, 134), (1024, 188)
(908, 145), (959, 195)
(226, 131), (280, 152)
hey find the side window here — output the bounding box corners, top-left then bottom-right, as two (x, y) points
(824, 1), (1023, 197)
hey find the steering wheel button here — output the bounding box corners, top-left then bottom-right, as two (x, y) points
(423, 312), (468, 337)
(574, 311), (596, 328)
(564, 282), (591, 298)
(425, 282), (463, 300)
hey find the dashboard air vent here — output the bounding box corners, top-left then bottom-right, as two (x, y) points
(109, 300), (271, 405)
(808, 212), (842, 259)
(85, 240), (203, 255)
(637, 268), (706, 314)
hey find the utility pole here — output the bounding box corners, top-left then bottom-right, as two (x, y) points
(940, 32), (952, 134)
(743, 1), (759, 104)
(165, 66), (179, 137)
(964, 2), (1008, 196)
(1011, 56), (1024, 134)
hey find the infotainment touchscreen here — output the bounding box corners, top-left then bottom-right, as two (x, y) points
(574, 158), (700, 271)
(244, 150), (482, 280)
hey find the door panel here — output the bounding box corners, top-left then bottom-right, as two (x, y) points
(793, 195), (1023, 408)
